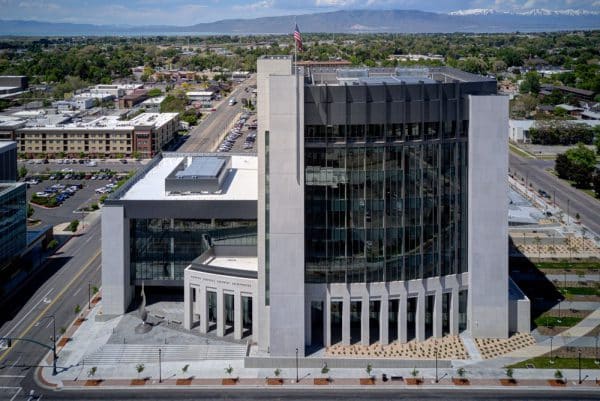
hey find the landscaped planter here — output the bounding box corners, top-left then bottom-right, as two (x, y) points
(222, 377), (238, 385)
(548, 379), (566, 387)
(57, 337), (70, 347)
(500, 378), (517, 386)
(84, 379), (103, 386)
(314, 377), (330, 385)
(266, 378), (283, 385)
(74, 318), (86, 326)
(406, 378), (423, 385)
(452, 378), (470, 385)
(359, 377), (375, 385)
(176, 378), (193, 385)
(131, 378), (147, 385)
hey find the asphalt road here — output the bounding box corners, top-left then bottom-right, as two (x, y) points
(11, 386), (600, 401)
(0, 219), (102, 399)
(179, 76), (256, 153)
(509, 152), (600, 235)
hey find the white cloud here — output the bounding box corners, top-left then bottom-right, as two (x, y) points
(315, 0), (357, 6)
(234, 0), (275, 11)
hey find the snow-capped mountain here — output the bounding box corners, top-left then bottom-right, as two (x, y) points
(449, 8), (600, 17)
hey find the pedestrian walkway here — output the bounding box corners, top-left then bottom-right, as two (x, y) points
(460, 334), (482, 361)
(84, 344), (247, 365)
(506, 308), (600, 360)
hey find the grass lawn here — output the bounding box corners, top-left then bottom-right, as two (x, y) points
(534, 316), (583, 328)
(561, 287), (600, 296)
(509, 357), (600, 369)
(509, 143), (534, 159)
(535, 262), (600, 270)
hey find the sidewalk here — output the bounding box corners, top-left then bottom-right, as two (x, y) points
(36, 298), (600, 392)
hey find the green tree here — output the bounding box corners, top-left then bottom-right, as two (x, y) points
(18, 165), (27, 179)
(160, 93), (188, 113)
(594, 127), (600, 154)
(593, 171), (600, 198)
(520, 71), (541, 94)
(556, 143), (597, 188)
(147, 88), (162, 97)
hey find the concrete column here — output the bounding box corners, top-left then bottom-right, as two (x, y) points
(433, 290), (443, 338)
(342, 297), (350, 345)
(234, 293), (243, 340)
(251, 295), (259, 344)
(361, 297), (369, 346)
(183, 283), (192, 330)
(380, 294), (389, 345)
(450, 288), (459, 335)
(399, 296), (407, 343)
(416, 294), (425, 342)
(324, 296), (331, 347)
(217, 290), (225, 337)
(199, 287), (208, 334)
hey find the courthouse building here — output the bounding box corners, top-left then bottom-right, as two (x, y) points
(102, 57), (529, 358)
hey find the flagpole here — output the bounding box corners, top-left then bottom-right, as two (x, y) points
(293, 17), (297, 69)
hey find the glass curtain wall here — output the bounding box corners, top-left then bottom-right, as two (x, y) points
(130, 218), (257, 282)
(305, 123), (467, 284)
(0, 185), (26, 266)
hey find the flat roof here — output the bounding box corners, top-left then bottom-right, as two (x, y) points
(120, 154), (257, 201)
(0, 141), (16, 151)
(308, 66), (494, 86)
(205, 256), (257, 272)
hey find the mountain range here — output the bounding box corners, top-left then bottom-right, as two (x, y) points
(1, 9), (599, 36)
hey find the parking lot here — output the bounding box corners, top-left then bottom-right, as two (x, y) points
(19, 161), (141, 228)
(217, 112), (257, 154)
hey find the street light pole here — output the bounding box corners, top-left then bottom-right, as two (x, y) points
(295, 347), (299, 383)
(578, 348), (582, 384)
(557, 299), (561, 324)
(435, 349), (438, 383)
(159, 348), (162, 383)
(88, 282), (91, 310)
(594, 334), (600, 365)
(41, 315), (57, 376)
(549, 337), (554, 364)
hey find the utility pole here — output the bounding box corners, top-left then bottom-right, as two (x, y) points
(159, 348), (162, 383)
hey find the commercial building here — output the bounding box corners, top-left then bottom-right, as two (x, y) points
(101, 153), (257, 317)
(119, 89), (149, 109)
(0, 76), (28, 96)
(0, 112), (179, 158)
(0, 141), (17, 182)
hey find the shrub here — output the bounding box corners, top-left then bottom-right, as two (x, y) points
(46, 239), (59, 250)
(274, 368), (281, 377)
(67, 219), (79, 232)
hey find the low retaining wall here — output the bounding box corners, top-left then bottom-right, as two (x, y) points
(245, 357), (452, 369)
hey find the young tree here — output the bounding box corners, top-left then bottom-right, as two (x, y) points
(136, 363), (145, 378)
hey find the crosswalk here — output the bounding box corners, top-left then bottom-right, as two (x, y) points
(84, 344), (247, 365)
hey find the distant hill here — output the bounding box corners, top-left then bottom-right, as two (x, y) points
(1, 9), (599, 36)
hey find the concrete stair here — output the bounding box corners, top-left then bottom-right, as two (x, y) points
(84, 344), (247, 365)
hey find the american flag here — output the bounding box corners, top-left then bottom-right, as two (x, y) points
(293, 23), (303, 52)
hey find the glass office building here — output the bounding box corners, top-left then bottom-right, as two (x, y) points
(0, 183), (27, 267)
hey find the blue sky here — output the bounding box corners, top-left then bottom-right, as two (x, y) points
(0, 0), (598, 25)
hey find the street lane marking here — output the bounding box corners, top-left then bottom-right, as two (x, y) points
(9, 387), (21, 401)
(0, 250), (100, 364)
(1, 288), (54, 339)
(0, 375), (25, 378)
